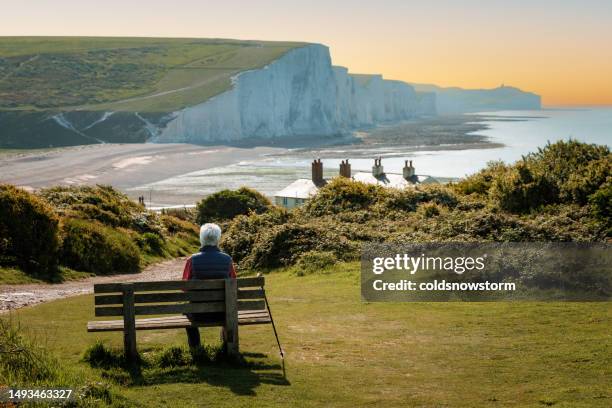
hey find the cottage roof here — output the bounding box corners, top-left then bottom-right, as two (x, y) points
(274, 178), (322, 199)
(352, 172), (416, 189)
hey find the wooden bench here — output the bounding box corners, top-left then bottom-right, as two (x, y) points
(87, 276), (271, 364)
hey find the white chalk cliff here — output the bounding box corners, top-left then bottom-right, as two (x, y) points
(153, 44), (435, 143)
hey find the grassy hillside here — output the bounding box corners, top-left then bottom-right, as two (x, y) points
(0, 36), (304, 112)
(4, 262), (611, 407)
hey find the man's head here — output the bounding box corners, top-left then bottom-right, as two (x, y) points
(200, 223), (222, 247)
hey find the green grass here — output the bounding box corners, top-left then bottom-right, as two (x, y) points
(7, 262), (611, 407)
(0, 36), (305, 112)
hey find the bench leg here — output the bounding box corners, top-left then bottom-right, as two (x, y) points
(225, 279), (239, 357)
(122, 285), (139, 368)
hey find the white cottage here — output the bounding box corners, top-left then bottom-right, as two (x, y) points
(274, 158), (438, 209)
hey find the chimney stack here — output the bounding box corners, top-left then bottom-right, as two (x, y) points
(312, 158), (324, 185)
(403, 159), (415, 180)
(372, 157), (384, 177)
(339, 159), (351, 178)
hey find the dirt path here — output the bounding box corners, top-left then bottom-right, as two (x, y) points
(0, 258), (187, 313)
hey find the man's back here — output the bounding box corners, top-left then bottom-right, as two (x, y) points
(183, 223), (236, 348)
(191, 245), (232, 280)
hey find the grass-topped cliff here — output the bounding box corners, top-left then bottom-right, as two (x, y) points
(0, 37), (304, 148)
(0, 37), (303, 111)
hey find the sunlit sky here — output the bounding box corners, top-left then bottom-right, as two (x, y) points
(2, 0), (611, 106)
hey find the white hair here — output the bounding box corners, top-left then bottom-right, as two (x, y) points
(200, 223), (222, 247)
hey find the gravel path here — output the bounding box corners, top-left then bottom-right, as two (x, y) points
(0, 258), (187, 313)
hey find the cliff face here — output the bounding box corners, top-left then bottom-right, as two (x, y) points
(410, 83), (541, 114)
(154, 45), (435, 143)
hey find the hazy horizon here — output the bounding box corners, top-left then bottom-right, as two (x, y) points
(2, 0), (611, 106)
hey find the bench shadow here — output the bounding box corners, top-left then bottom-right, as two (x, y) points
(138, 353), (290, 396)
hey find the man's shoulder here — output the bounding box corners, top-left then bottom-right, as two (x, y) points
(218, 250), (233, 261)
(192, 249), (232, 261)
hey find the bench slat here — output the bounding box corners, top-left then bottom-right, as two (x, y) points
(237, 276), (265, 288)
(95, 301), (226, 317)
(237, 300), (266, 311)
(87, 311), (271, 332)
(94, 280), (224, 293)
(95, 290), (225, 305)
(237, 288), (265, 299)
(95, 300), (264, 316)
(95, 288), (263, 305)
(93, 277), (265, 294)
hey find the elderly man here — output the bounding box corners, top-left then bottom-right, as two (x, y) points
(182, 223), (236, 349)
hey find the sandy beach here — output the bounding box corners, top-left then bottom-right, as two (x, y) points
(0, 143), (282, 206)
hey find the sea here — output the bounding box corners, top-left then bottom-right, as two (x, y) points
(134, 108), (612, 203)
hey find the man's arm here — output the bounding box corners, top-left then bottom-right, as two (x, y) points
(182, 257), (193, 280)
(229, 261), (237, 279)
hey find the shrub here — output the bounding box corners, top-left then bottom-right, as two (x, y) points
(305, 178), (386, 216)
(221, 208), (291, 265)
(384, 185), (458, 212)
(419, 202), (441, 218)
(589, 182), (611, 222)
(294, 250), (338, 276)
(525, 139), (609, 188)
(60, 218), (140, 275)
(490, 162), (558, 213)
(0, 184), (60, 273)
(40, 184), (164, 234)
(161, 214), (198, 235)
(563, 157), (611, 204)
(454, 161), (507, 195)
(244, 223), (355, 269)
(196, 187), (271, 224)
(136, 232), (165, 255)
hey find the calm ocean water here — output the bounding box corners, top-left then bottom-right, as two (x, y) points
(133, 108), (612, 201)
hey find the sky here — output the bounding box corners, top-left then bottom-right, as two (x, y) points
(2, 0), (611, 106)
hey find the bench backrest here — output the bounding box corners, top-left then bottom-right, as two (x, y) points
(93, 276), (266, 318)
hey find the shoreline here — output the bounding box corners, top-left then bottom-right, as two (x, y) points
(0, 115), (501, 206)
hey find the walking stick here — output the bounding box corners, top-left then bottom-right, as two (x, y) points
(260, 277), (285, 377)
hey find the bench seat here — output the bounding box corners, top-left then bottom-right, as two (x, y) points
(87, 309), (271, 332)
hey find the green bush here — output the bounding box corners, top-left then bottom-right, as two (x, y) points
(60, 218), (140, 275)
(244, 223), (355, 269)
(589, 182), (611, 222)
(196, 187), (271, 223)
(0, 184), (60, 273)
(419, 202), (441, 218)
(136, 232), (165, 255)
(490, 162), (558, 213)
(221, 208), (291, 265)
(563, 157), (611, 204)
(454, 161), (507, 195)
(384, 185), (458, 212)
(305, 177), (386, 216)
(161, 214), (199, 235)
(455, 141), (610, 214)
(40, 184), (164, 234)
